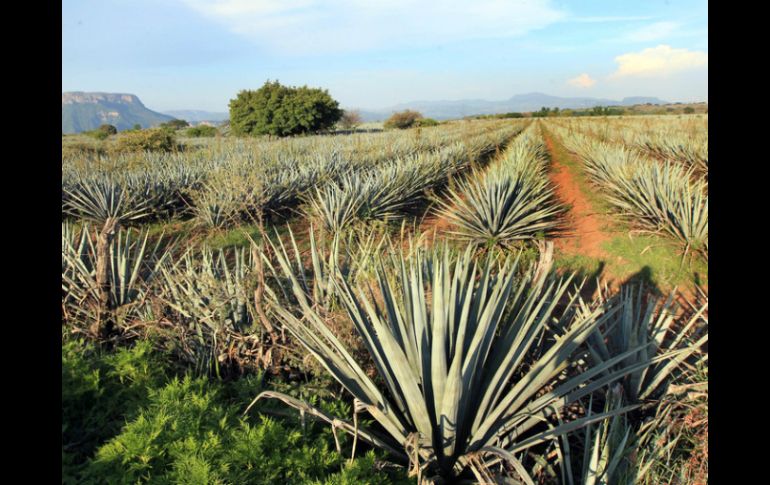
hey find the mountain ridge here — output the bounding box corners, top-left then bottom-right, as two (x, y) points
(351, 92), (669, 121)
(62, 92), (175, 133)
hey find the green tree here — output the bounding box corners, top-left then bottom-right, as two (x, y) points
(229, 80), (342, 137)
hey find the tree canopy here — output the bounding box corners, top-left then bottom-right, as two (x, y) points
(229, 81), (343, 137)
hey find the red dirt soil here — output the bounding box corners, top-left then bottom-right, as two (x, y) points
(419, 209), (455, 236)
(543, 132), (612, 259)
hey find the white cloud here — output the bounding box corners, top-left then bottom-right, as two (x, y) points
(611, 45), (707, 78)
(567, 73), (596, 88)
(623, 21), (680, 42)
(180, 0), (566, 55)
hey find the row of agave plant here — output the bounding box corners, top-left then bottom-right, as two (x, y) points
(546, 121), (708, 259)
(62, 119), (523, 229)
(563, 116), (708, 176)
(436, 122), (563, 249)
(192, 121), (522, 228)
(305, 123), (523, 233)
(62, 219), (707, 483)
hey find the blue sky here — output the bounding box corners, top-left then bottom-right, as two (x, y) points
(62, 1), (708, 112)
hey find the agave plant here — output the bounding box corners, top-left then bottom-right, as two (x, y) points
(606, 162), (708, 255)
(62, 223), (169, 331)
(306, 176), (366, 233)
(585, 286), (708, 404)
(440, 168), (562, 248)
(636, 131), (708, 174)
(575, 384), (704, 485)
(259, 224), (392, 313)
(156, 245), (265, 375)
(62, 175), (153, 224)
(158, 246), (255, 332)
(305, 141), (507, 233)
(439, 127), (562, 248)
(191, 180), (243, 228)
(252, 240), (656, 482)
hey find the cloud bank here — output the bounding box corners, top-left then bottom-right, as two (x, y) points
(611, 45), (707, 78)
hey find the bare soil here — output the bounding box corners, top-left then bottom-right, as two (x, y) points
(543, 131), (614, 259)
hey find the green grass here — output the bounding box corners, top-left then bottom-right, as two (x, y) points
(203, 224), (267, 250)
(551, 236), (709, 291)
(553, 253), (604, 279)
(602, 234), (707, 289)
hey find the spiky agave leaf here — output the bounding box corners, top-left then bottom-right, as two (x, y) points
(157, 245), (255, 333)
(580, 386), (636, 485)
(254, 238), (656, 480)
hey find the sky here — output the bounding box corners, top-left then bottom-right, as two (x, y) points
(62, 0), (708, 112)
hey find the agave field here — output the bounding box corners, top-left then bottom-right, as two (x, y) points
(62, 116), (708, 484)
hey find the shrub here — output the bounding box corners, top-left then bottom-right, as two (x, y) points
(99, 124), (117, 135)
(63, 332), (411, 484)
(684, 107), (695, 114)
(413, 117), (439, 127)
(81, 374), (409, 484)
(337, 110), (363, 130)
(186, 125), (218, 137)
(160, 119), (190, 130)
(383, 109), (423, 129)
(229, 80), (343, 137)
(62, 340), (167, 482)
(115, 128), (177, 152)
(88, 124), (117, 140)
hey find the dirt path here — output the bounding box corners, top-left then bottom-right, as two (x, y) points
(542, 128), (614, 259)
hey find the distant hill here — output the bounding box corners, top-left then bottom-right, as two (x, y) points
(162, 110), (229, 123)
(62, 92), (175, 133)
(353, 92), (669, 121)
